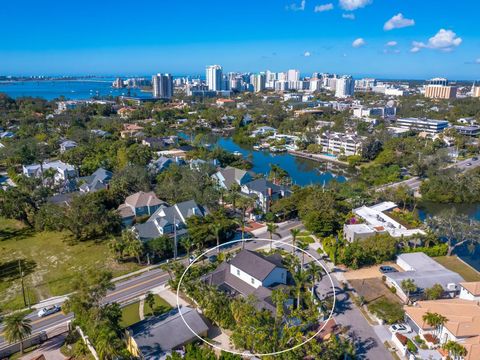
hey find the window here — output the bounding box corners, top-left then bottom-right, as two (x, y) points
(237, 269), (240, 276)
(251, 277), (255, 284)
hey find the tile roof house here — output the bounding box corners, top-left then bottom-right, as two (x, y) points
(211, 166), (253, 189)
(203, 250), (290, 313)
(78, 168), (113, 193)
(117, 191), (165, 226)
(133, 200), (206, 241)
(385, 252), (464, 302)
(404, 299), (480, 360)
(459, 281), (480, 301)
(126, 307), (209, 360)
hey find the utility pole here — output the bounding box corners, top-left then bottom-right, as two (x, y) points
(18, 260), (27, 307)
(173, 215), (178, 260)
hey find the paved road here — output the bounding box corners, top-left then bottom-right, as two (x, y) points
(307, 249), (392, 360)
(450, 157), (480, 171)
(0, 220), (303, 348)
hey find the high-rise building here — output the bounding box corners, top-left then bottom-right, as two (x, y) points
(425, 77), (456, 99)
(335, 76), (355, 98)
(471, 83), (480, 98)
(251, 73), (266, 92)
(287, 69), (300, 82)
(206, 65), (223, 91)
(152, 73), (173, 99)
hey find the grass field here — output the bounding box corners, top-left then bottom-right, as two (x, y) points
(0, 217), (142, 312)
(143, 294), (172, 317)
(120, 302), (140, 328)
(434, 256), (480, 282)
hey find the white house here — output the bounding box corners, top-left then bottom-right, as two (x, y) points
(459, 282), (480, 301)
(22, 160), (76, 184)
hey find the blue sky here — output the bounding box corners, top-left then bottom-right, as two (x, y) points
(1, 0), (479, 79)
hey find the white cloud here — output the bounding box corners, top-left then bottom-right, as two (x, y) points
(342, 13), (355, 20)
(339, 0), (372, 11)
(386, 41), (398, 47)
(352, 38), (366, 48)
(314, 3), (334, 12)
(384, 13), (415, 31)
(304, 51), (312, 57)
(411, 29), (462, 53)
(286, 0), (306, 11)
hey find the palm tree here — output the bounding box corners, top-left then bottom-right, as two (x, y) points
(290, 228), (301, 254)
(442, 340), (468, 360)
(211, 221), (224, 254)
(3, 313), (32, 354)
(229, 183), (241, 214)
(293, 269), (310, 310)
(401, 278), (417, 302)
(181, 237), (194, 259)
(297, 241), (309, 268)
(95, 328), (122, 360)
(308, 262), (324, 296)
(145, 292), (155, 316)
(267, 222), (281, 251)
(422, 312), (448, 340)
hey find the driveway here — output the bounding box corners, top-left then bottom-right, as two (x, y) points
(308, 248), (393, 360)
(19, 334), (67, 360)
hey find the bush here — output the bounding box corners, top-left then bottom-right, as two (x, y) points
(406, 339), (418, 354)
(368, 299), (405, 324)
(389, 286), (397, 294)
(401, 243), (448, 257)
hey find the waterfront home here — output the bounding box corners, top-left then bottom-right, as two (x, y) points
(459, 281), (480, 301)
(142, 136), (178, 150)
(317, 131), (365, 157)
(252, 126), (277, 137)
(148, 156), (175, 174)
(117, 191), (165, 226)
(203, 249), (290, 313)
(345, 201), (426, 241)
(133, 199), (206, 241)
(385, 252), (464, 302)
(126, 307), (209, 360)
(211, 166), (253, 190)
(78, 167), (113, 193)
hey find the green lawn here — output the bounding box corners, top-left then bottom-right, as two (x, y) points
(0, 217), (142, 312)
(120, 302), (140, 328)
(434, 256), (480, 282)
(143, 294), (172, 317)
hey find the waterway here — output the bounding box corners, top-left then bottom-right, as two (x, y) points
(0, 79), (153, 100)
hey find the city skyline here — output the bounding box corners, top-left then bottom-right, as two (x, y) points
(1, 0), (479, 79)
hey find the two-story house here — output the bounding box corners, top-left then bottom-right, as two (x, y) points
(117, 191), (165, 226)
(78, 167), (113, 193)
(241, 178), (291, 213)
(203, 250), (290, 313)
(22, 160), (77, 189)
(133, 199), (206, 241)
(211, 166), (253, 190)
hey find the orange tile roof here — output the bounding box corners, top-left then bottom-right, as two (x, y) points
(405, 299), (480, 338)
(463, 336), (480, 360)
(461, 282), (480, 296)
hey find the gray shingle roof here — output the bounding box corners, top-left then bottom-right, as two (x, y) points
(129, 307), (209, 359)
(230, 250), (284, 281)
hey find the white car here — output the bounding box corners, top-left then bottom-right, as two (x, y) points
(389, 323), (412, 334)
(37, 305), (61, 318)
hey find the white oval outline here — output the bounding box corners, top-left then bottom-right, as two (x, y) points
(175, 237), (337, 357)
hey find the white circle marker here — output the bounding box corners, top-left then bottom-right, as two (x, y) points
(176, 238), (337, 357)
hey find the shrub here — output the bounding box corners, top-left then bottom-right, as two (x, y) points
(401, 243), (448, 257)
(406, 339), (418, 354)
(389, 286), (397, 294)
(368, 299), (405, 324)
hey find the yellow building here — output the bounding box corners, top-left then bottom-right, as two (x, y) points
(425, 85), (457, 99)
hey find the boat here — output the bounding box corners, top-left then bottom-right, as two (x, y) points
(233, 151), (242, 156)
(253, 145), (260, 151)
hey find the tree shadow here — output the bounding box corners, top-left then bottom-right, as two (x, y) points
(0, 226), (35, 242)
(0, 258), (37, 281)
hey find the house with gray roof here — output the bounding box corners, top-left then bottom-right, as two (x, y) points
(59, 140), (77, 153)
(203, 250), (290, 313)
(386, 252), (465, 302)
(126, 306), (209, 359)
(133, 199), (206, 241)
(211, 166), (253, 190)
(241, 178), (291, 213)
(117, 191), (166, 226)
(78, 168), (113, 193)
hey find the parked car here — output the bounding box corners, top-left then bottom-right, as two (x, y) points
(389, 323), (412, 334)
(188, 255), (196, 264)
(38, 305), (61, 318)
(379, 266), (398, 274)
(472, 157), (478, 161)
(207, 255), (218, 263)
(466, 162), (472, 166)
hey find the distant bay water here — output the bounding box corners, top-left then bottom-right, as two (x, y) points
(0, 78), (153, 100)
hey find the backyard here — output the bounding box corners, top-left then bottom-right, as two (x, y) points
(0, 217), (141, 312)
(434, 256), (480, 282)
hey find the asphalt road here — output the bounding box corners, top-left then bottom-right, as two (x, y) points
(0, 220), (303, 348)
